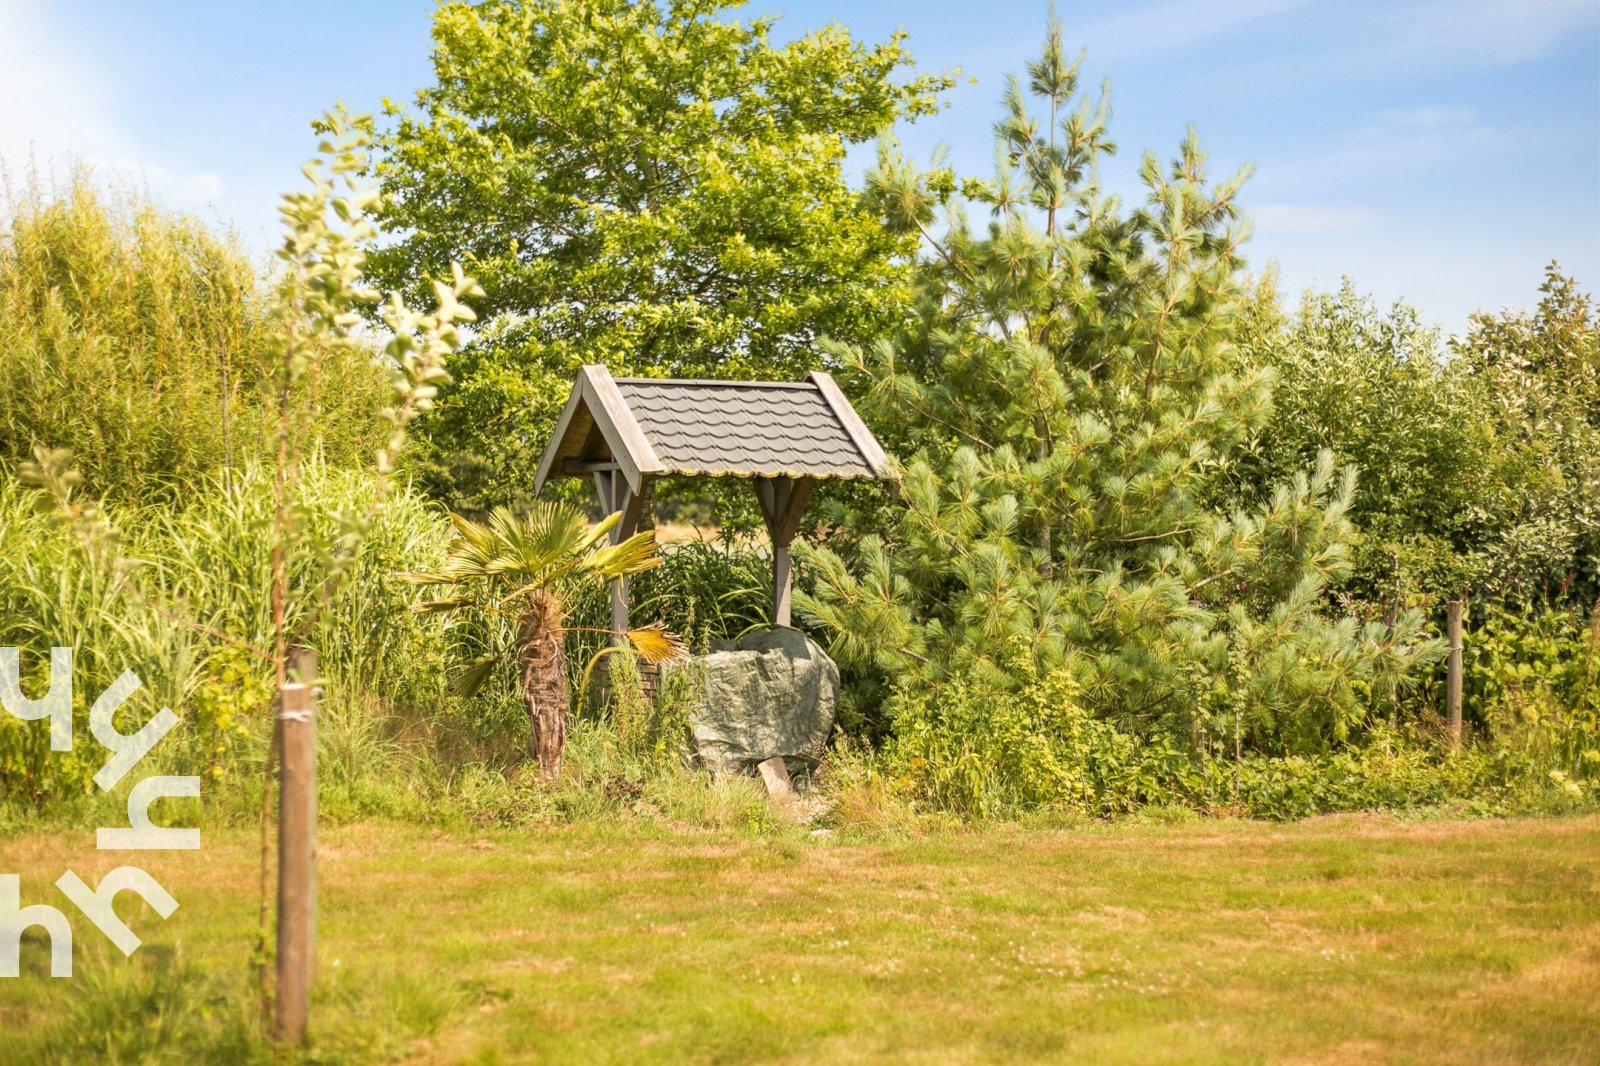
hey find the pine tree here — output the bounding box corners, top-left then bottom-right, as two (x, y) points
(796, 23), (1440, 754)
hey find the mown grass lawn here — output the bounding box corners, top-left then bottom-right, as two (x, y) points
(2, 813), (1597, 1064)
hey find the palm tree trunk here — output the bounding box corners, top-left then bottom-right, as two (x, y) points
(518, 590), (569, 781)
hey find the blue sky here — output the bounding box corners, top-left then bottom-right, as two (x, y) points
(2, 0), (1595, 335)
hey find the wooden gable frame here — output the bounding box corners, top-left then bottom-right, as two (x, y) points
(535, 365), (892, 634)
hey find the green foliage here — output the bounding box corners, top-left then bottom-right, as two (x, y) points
(0, 460), (492, 809)
(365, 0), (954, 509)
(1452, 266), (1600, 602)
(185, 647), (273, 785)
(1235, 281), (1497, 600)
(882, 652), (1123, 818)
(630, 538), (773, 648)
(0, 462), (726, 820)
(402, 502), (678, 696)
(591, 648), (699, 771)
(0, 171), (389, 503)
(563, 535), (771, 656)
(2, 110), (483, 807)
(1239, 265), (1600, 605)
(797, 26), (1440, 752)
(880, 652), (1595, 822)
(0, 477), (193, 805)
(1465, 600), (1600, 782)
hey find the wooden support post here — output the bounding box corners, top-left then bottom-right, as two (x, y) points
(754, 476), (814, 629)
(275, 647), (317, 1045)
(593, 469), (646, 641)
(1446, 599), (1464, 751)
(772, 542), (793, 629)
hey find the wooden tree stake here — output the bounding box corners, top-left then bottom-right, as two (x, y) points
(1446, 600), (1464, 751)
(275, 647), (318, 1044)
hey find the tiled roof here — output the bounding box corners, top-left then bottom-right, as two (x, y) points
(533, 365), (893, 493)
(612, 379), (875, 478)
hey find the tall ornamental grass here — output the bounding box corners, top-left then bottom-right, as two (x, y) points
(0, 171), (389, 503)
(0, 462), (771, 822)
(0, 463), (489, 812)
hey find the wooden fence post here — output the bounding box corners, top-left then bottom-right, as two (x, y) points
(275, 647), (318, 1044)
(1446, 600), (1464, 751)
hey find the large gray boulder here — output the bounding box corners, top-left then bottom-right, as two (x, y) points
(680, 627), (840, 778)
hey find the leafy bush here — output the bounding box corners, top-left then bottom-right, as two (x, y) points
(883, 655), (1108, 818)
(1235, 281), (1499, 601)
(1239, 267), (1600, 608)
(1465, 600), (1600, 783)
(878, 652), (1597, 822)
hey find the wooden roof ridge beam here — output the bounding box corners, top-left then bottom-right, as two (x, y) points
(807, 370), (894, 479)
(534, 364), (665, 494)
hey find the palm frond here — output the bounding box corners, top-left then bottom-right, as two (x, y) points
(484, 503), (614, 583)
(402, 505), (669, 637)
(394, 570), (452, 586)
(409, 596), (477, 615)
(626, 622), (688, 664)
(586, 529), (666, 581)
(453, 654), (500, 698)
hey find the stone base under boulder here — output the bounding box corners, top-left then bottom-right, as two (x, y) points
(672, 626), (840, 780)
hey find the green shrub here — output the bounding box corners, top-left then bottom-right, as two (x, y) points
(880, 652), (1597, 822)
(881, 652), (1168, 818)
(1465, 600), (1600, 782)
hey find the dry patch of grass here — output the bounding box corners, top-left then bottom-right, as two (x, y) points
(1, 815), (1597, 1063)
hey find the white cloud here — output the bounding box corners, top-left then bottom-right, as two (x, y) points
(1078, 0), (1313, 62)
(1393, 0), (1597, 68)
(1252, 203), (1380, 231)
(0, 1), (222, 206)
(1252, 104), (1502, 197)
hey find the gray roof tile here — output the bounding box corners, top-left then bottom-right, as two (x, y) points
(613, 379), (877, 478)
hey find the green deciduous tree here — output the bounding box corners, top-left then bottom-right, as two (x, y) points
(365, 0), (954, 509)
(1233, 281), (1500, 601)
(1239, 265), (1599, 607)
(797, 25), (1440, 754)
(1452, 265), (1600, 603)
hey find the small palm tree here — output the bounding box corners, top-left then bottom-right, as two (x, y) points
(401, 502), (683, 780)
